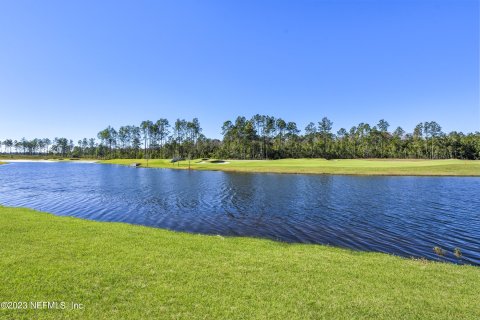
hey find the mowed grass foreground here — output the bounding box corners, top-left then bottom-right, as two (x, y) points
(100, 158), (480, 176)
(1, 207), (479, 319)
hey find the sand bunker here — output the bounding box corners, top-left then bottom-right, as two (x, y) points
(197, 160), (230, 164)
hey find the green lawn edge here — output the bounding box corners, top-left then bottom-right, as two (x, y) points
(99, 158), (480, 176)
(1, 206), (479, 319)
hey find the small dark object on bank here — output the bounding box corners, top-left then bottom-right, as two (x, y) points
(454, 247), (462, 258)
(130, 163), (141, 167)
(171, 157), (185, 163)
(433, 246), (445, 256)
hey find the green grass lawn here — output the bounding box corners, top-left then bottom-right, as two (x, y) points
(100, 158), (480, 176)
(1, 206), (479, 319)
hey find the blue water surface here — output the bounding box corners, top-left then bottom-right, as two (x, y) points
(0, 162), (479, 265)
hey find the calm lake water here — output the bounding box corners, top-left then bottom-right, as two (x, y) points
(1, 162), (479, 265)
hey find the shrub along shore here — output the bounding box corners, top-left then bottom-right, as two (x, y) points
(98, 158), (480, 176)
(1, 206), (479, 319)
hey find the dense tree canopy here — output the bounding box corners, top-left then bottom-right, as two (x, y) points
(2, 116), (480, 160)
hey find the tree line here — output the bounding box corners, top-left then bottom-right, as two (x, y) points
(219, 116), (478, 160)
(1, 115), (479, 160)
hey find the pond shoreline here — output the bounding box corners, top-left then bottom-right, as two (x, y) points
(1, 157), (479, 176)
(1, 159), (98, 163)
(99, 158), (480, 176)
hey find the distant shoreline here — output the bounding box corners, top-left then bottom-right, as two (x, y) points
(98, 158), (480, 177)
(1, 159), (98, 164)
(2, 158), (479, 176)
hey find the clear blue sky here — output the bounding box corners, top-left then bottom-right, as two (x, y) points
(0, 0), (478, 141)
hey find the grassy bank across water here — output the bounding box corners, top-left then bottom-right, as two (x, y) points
(100, 158), (480, 176)
(1, 206), (479, 319)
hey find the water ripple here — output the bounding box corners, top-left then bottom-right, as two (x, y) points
(0, 162), (479, 265)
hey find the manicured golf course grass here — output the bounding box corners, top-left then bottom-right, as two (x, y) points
(1, 206), (479, 319)
(100, 158), (480, 176)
